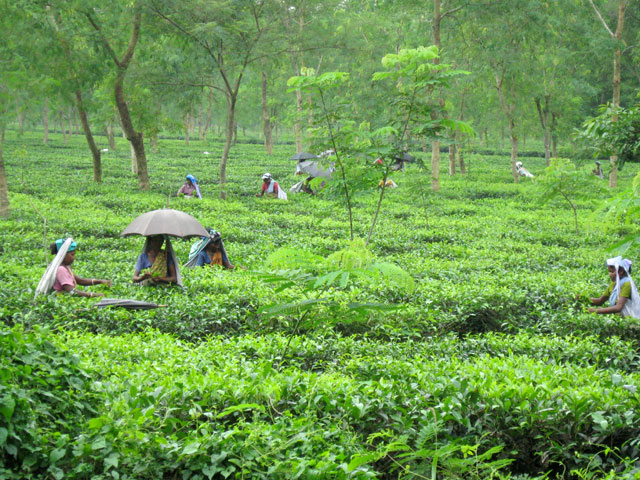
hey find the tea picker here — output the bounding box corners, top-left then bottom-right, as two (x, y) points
(121, 208), (209, 288)
(516, 161), (534, 178)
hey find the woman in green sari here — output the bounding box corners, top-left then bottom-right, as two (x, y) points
(132, 235), (178, 285)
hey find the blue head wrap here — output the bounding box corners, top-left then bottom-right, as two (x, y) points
(186, 174), (197, 184)
(55, 238), (77, 252)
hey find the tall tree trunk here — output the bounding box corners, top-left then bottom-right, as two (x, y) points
(535, 96), (551, 166)
(431, 142), (440, 191)
(509, 119), (519, 182)
(73, 106), (80, 135)
(294, 87), (303, 153)
(116, 76), (148, 189)
(184, 110), (190, 146)
(609, 2), (625, 188)
(89, 11), (149, 189)
(232, 119), (238, 146)
(17, 109), (25, 135)
(43, 98), (49, 145)
(495, 70), (519, 182)
(67, 106), (73, 138)
(262, 70), (273, 154)
(589, 0), (627, 188)
(431, 0), (442, 190)
(130, 141), (137, 174)
(500, 124), (505, 150)
(448, 144), (456, 175)
(151, 133), (158, 154)
(551, 112), (558, 157)
(220, 94), (236, 200)
(0, 126), (9, 218)
(106, 123), (116, 150)
(59, 109), (67, 145)
(457, 147), (466, 174)
(75, 90), (102, 182)
(203, 87), (213, 141)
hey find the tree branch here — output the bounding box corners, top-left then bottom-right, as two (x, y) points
(588, 0), (615, 37)
(441, 5), (464, 20)
(85, 12), (121, 67)
(120, 12), (142, 70)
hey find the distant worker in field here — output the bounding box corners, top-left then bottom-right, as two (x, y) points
(177, 174), (202, 198)
(586, 256), (640, 319)
(516, 161), (534, 178)
(378, 178), (398, 189)
(186, 230), (236, 270)
(592, 161), (605, 179)
(256, 173), (287, 199)
(133, 235), (179, 286)
(35, 238), (111, 298)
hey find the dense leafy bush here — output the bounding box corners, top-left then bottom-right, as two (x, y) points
(3, 131), (640, 478)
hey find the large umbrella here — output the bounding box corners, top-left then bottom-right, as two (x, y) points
(120, 209), (208, 238)
(295, 160), (334, 178)
(395, 152), (415, 163)
(94, 298), (164, 310)
(290, 152), (318, 161)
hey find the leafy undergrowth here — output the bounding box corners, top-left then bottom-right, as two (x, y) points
(2, 131), (640, 478)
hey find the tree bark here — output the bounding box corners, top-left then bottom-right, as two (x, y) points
(457, 147), (466, 174)
(232, 119), (237, 146)
(89, 11), (149, 189)
(535, 96), (551, 166)
(431, 0), (442, 190)
(551, 112), (558, 157)
(220, 94), (237, 200)
(509, 119), (519, 182)
(609, 0), (626, 188)
(184, 110), (190, 146)
(106, 123), (116, 150)
(67, 106), (73, 137)
(17, 109), (25, 135)
(495, 69), (519, 181)
(43, 98), (49, 145)
(431, 142), (440, 190)
(59, 109), (67, 145)
(73, 106), (80, 135)
(203, 87), (213, 141)
(589, 0), (627, 188)
(0, 126), (9, 218)
(261, 70), (273, 154)
(448, 144), (456, 175)
(75, 90), (102, 182)
(130, 141), (138, 174)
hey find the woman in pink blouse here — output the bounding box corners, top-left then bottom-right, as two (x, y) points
(50, 239), (111, 297)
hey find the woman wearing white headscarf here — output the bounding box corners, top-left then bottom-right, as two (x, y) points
(588, 256), (640, 319)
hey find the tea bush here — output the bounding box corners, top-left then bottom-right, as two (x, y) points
(2, 131), (640, 478)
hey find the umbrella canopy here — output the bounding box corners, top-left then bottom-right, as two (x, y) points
(395, 152), (415, 163)
(295, 160), (334, 178)
(94, 298), (162, 310)
(120, 209), (208, 238)
(290, 152), (319, 161)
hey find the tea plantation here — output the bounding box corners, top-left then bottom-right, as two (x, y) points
(2, 132), (640, 479)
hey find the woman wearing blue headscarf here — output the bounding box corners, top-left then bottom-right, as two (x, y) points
(177, 174), (202, 198)
(40, 238), (111, 297)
